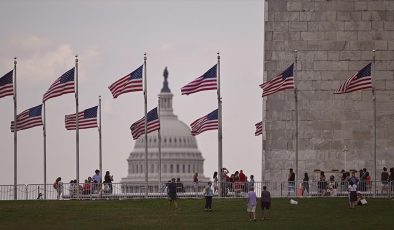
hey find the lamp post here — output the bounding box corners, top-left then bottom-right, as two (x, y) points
(343, 145), (348, 172)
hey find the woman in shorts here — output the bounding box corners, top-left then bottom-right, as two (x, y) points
(348, 181), (357, 208)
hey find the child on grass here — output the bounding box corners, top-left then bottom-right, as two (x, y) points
(204, 181), (214, 211)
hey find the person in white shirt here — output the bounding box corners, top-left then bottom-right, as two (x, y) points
(92, 169), (101, 193)
(204, 181), (214, 211)
(348, 181), (357, 208)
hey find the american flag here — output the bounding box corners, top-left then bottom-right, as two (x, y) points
(130, 107), (160, 140)
(0, 70), (13, 99)
(43, 68), (75, 102)
(334, 63), (372, 94)
(109, 65), (143, 98)
(10, 104), (43, 132)
(255, 121), (263, 136)
(260, 64), (294, 97)
(181, 64), (217, 95)
(190, 109), (218, 136)
(65, 106), (98, 130)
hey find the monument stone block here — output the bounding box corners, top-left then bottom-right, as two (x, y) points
(264, 0), (394, 182)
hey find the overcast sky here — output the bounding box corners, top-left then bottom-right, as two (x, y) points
(0, 0), (264, 185)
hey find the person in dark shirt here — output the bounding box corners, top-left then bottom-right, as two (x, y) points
(318, 171), (327, 196)
(288, 168), (295, 196)
(381, 167), (389, 195)
(176, 178), (184, 193)
(348, 171), (359, 192)
(340, 170), (347, 192)
(261, 186), (271, 220)
(104, 171), (113, 194)
(360, 168), (368, 191)
(168, 178), (178, 209)
(390, 168), (394, 192)
(302, 172), (309, 195)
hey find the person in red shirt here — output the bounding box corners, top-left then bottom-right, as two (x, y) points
(239, 170), (246, 192)
(239, 170), (246, 182)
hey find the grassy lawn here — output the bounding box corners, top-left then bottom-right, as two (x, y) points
(0, 198), (393, 230)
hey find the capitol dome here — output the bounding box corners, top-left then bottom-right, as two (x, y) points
(121, 68), (209, 186)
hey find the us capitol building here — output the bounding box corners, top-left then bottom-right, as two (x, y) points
(121, 68), (209, 191)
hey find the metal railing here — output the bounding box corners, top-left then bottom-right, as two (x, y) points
(0, 181), (392, 200)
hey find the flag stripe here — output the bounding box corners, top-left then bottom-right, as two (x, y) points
(130, 107), (160, 140)
(181, 65), (217, 95)
(255, 121), (262, 136)
(190, 109), (218, 136)
(131, 120), (160, 140)
(0, 70), (13, 99)
(334, 63), (372, 94)
(65, 106), (98, 130)
(43, 68), (75, 102)
(10, 104), (43, 132)
(260, 64), (294, 97)
(0, 86), (13, 98)
(109, 65), (143, 98)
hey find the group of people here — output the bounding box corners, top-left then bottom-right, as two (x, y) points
(246, 186), (271, 222)
(287, 168), (345, 197)
(203, 180), (272, 221)
(287, 166), (394, 197)
(52, 169), (114, 199)
(346, 171), (370, 208)
(165, 167), (270, 221)
(286, 166), (394, 209)
(188, 168), (255, 197)
(380, 167), (394, 193)
(216, 168), (255, 196)
(165, 175), (272, 222)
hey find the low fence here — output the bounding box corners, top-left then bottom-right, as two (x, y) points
(0, 181), (392, 200)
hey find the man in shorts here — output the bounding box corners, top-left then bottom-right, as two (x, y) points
(168, 178), (178, 209)
(261, 186), (271, 220)
(247, 187), (257, 221)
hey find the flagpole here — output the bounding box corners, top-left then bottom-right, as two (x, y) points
(261, 67), (266, 182)
(372, 50), (377, 197)
(99, 96), (103, 180)
(13, 57), (17, 200)
(261, 97), (265, 182)
(158, 96), (162, 193)
(217, 52), (223, 197)
(144, 53), (148, 198)
(43, 102), (47, 200)
(75, 55), (80, 185)
(294, 50), (299, 195)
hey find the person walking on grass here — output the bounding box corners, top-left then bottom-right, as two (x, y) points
(261, 186), (271, 220)
(204, 181), (214, 211)
(168, 178), (178, 209)
(247, 187), (257, 221)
